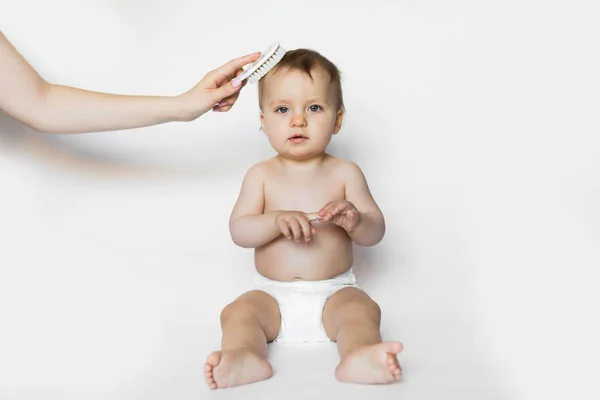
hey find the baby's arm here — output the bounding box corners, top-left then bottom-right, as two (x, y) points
(343, 162), (386, 246)
(229, 164), (282, 248)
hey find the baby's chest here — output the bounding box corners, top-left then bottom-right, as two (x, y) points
(264, 178), (345, 212)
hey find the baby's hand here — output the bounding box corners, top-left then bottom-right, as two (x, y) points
(318, 200), (361, 232)
(274, 211), (320, 242)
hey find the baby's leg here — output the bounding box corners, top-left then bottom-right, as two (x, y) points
(205, 290), (280, 390)
(322, 288), (403, 384)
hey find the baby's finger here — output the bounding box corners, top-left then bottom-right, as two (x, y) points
(278, 220), (291, 239)
(318, 202), (335, 217)
(348, 209), (360, 221)
(328, 201), (350, 217)
(332, 214), (346, 228)
(298, 217), (313, 241)
(288, 220), (302, 242)
(321, 203), (340, 221)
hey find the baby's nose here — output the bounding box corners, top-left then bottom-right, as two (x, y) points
(291, 113), (307, 126)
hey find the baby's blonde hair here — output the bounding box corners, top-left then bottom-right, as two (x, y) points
(258, 48), (344, 111)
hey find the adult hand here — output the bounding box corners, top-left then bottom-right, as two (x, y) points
(178, 52), (260, 118)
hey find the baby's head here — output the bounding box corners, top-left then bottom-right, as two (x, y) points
(258, 48), (345, 161)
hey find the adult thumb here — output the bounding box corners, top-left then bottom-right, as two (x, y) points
(212, 78), (243, 103)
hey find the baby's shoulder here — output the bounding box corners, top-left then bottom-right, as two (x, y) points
(324, 154), (364, 177)
(242, 157), (278, 181)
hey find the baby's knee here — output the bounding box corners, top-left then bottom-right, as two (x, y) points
(220, 299), (256, 325)
(346, 297), (381, 322)
(362, 298), (382, 319)
(220, 291), (266, 324)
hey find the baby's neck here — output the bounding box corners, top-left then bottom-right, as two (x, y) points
(275, 152), (329, 169)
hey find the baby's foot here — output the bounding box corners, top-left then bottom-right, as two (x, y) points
(204, 348), (273, 390)
(335, 342), (403, 384)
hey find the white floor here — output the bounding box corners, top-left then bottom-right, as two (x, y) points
(2, 1), (600, 398)
(0, 126), (515, 400)
(0, 208), (513, 400)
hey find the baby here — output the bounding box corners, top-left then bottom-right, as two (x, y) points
(204, 49), (403, 389)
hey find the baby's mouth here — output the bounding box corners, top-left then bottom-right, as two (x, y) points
(288, 134), (308, 143)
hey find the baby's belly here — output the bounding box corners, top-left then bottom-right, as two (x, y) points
(255, 224), (353, 281)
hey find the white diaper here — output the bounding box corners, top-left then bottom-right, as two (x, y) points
(254, 270), (358, 344)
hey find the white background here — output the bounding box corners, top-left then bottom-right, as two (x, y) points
(1, 1), (598, 399)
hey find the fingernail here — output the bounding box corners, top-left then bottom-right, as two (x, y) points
(231, 78), (242, 88)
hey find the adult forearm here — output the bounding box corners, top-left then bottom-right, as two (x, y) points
(1, 30), (258, 134)
(349, 212), (385, 246)
(230, 211), (282, 248)
(1, 31), (190, 133)
(24, 84), (193, 133)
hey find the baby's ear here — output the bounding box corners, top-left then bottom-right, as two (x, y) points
(333, 109), (344, 134)
(259, 111), (266, 131)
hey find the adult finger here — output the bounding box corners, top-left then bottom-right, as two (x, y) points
(213, 83), (242, 109)
(207, 52), (260, 86)
(209, 80), (242, 106)
(212, 104), (231, 112)
(213, 64), (251, 90)
(206, 53), (259, 102)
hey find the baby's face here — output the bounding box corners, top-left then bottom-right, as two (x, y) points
(260, 67), (343, 161)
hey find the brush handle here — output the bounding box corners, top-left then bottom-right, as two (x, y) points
(305, 212), (322, 222)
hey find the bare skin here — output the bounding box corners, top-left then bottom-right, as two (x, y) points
(205, 63), (402, 389)
(0, 30), (259, 133)
(323, 287), (403, 383)
(254, 154), (355, 281)
(204, 290), (280, 389)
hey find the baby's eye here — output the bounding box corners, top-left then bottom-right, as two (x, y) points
(308, 105), (322, 112)
(275, 107), (289, 113)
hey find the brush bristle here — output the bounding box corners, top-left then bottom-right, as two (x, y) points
(248, 46), (286, 83)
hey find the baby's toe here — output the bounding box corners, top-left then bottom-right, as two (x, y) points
(206, 351), (222, 367)
(386, 353), (398, 366)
